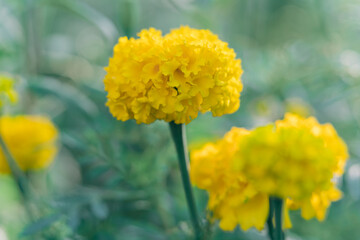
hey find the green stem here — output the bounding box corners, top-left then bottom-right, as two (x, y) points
(273, 197), (284, 240)
(24, 0), (39, 74)
(267, 198), (275, 240)
(169, 122), (202, 240)
(0, 135), (29, 196)
(0, 133), (34, 220)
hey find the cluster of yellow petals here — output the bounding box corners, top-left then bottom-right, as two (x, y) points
(190, 128), (269, 231)
(286, 183), (342, 221)
(104, 26), (243, 124)
(236, 113), (348, 200)
(0, 115), (58, 173)
(190, 113), (348, 231)
(275, 113), (348, 176)
(0, 75), (18, 107)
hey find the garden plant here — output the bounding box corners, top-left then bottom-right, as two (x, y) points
(0, 1), (358, 240)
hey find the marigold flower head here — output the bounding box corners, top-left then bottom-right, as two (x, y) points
(0, 115), (58, 173)
(235, 113), (348, 201)
(104, 26), (243, 124)
(0, 75), (18, 107)
(190, 128), (269, 231)
(191, 113), (348, 231)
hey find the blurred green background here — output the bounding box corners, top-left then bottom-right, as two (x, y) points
(1, 0), (360, 239)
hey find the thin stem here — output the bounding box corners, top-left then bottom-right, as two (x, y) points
(0, 135), (29, 196)
(169, 122), (202, 240)
(24, 0), (39, 74)
(273, 197), (284, 240)
(267, 198), (275, 240)
(0, 133), (34, 220)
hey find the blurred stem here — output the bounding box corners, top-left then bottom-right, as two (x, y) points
(0, 135), (28, 196)
(169, 122), (202, 240)
(0, 133), (34, 220)
(273, 197), (284, 240)
(119, 0), (138, 37)
(267, 198), (275, 240)
(24, 0), (39, 74)
(202, 213), (214, 240)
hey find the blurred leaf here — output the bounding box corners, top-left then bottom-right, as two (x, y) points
(86, 164), (111, 181)
(20, 213), (62, 237)
(28, 76), (98, 116)
(46, 0), (119, 43)
(90, 198), (109, 220)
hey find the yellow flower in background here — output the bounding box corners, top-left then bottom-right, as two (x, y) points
(104, 26), (243, 124)
(191, 113), (348, 230)
(235, 113), (348, 201)
(190, 128), (269, 231)
(0, 116), (58, 173)
(0, 75), (18, 108)
(285, 98), (313, 117)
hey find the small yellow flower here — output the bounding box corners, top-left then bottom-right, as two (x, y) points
(0, 75), (18, 108)
(0, 116), (58, 173)
(104, 26), (243, 124)
(285, 98), (313, 117)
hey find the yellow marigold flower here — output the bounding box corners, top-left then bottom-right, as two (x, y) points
(0, 116), (58, 173)
(235, 113), (348, 201)
(0, 75), (18, 107)
(190, 128), (269, 231)
(104, 26), (243, 124)
(191, 114), (347, 230)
